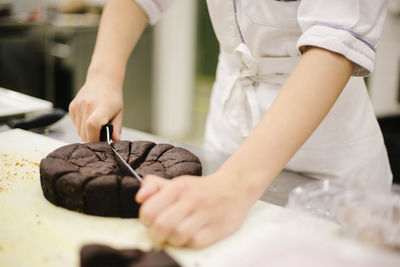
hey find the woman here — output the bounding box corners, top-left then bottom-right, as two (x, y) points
(69, 0), (392, 248)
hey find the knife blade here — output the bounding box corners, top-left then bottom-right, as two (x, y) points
(100, 123), (142, 183)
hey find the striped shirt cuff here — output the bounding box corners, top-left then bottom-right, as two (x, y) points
(297, 24), (376, 76)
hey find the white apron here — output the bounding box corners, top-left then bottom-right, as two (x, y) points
(203, 0), (393, 191)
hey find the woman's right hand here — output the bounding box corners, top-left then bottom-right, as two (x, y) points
(69, 72), (123, 142)
(67, 0), (149, 142)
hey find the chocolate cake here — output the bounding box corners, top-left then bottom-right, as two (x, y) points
(40, 141), (202, 217)
(80, 244), (181, 267)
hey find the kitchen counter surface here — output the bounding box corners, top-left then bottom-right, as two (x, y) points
(1, 117), (400, 267)
(46, 115), (314, 207)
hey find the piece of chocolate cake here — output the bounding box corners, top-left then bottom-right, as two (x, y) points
(80, 244), (181, 267)
(40, 141), (202, 218)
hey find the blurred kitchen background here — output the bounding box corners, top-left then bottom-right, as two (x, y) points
(0, 0), (218, 145)
(0, 0), (400, 180)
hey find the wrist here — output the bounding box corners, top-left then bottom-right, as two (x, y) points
(214, 161), (270, 206)
(86, 64), (125, 91)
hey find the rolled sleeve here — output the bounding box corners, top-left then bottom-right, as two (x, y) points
(297, 0), (387, 76)
(134, 0), (175, 25)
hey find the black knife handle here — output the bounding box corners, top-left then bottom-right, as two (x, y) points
(7, 108), (66, 130)
(100, 123), (113, 142)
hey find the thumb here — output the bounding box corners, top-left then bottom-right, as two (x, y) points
(135, 175), (168, 203)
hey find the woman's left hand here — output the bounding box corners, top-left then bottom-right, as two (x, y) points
(135, 173), (253, 248)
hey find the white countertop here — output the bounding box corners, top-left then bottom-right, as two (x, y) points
(0, 119), (399, 267)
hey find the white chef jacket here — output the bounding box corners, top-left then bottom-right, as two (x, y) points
(135, 0), (393, 191)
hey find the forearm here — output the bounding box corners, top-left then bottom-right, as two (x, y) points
(87, 0), (148, 88)
(218, 47), (354, 202)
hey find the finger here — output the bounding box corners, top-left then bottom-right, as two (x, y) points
(80, 109), (88, 142)
(111, 111), (123, 141)
(136, 175), (168, 203)
(82, 98), (100, 142)
(68, 100), (77, 125)
(86, 109), (109, 142)
(139, 180), (180, 227)
(77, 103), (86, 141)
(167, 211), (209, 247)
(70, 98), (82, 138)
(148, 199), (194, 245)
(188, 224), (219, 249)
(188, 216), (244, 249)
(69, 101), (81, 138)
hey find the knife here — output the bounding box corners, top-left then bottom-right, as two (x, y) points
(5, 108), (66, 130)
(100, 123), (143, 183)
(0, 108), (66, 133)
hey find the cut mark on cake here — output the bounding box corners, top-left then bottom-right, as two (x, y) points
(153, 145), (175, 161)
(67, 144), (80, 160)
(116, 175), (122, 216)
(128, 142), (156, 169)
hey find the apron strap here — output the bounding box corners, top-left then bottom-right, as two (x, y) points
(220, 44), (300, 137)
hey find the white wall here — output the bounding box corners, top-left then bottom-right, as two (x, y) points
(152, 0), (197, 139)
(369, 2), (400, 116)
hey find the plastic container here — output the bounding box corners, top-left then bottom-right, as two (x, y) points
(287, 180), (400, 250)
